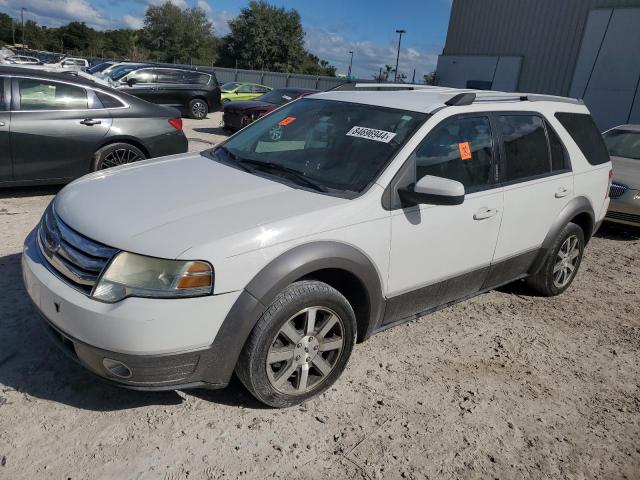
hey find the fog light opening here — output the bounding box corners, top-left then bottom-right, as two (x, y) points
(102, 358), (132, 379)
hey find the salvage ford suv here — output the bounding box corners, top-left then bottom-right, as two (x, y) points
(23, 86), (612, 407)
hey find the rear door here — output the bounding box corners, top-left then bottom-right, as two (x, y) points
(491, 112), (573, 268)
(10, 77), (112, 181)
(153, 69), (184, 108)
(0, 76), (11, 182)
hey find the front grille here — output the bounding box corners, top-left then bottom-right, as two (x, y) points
(38, 205), (118, 294)
(606, 211), (640, 225)
(609, 182), (628, 199)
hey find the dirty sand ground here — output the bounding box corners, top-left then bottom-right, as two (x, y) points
(0, 113), (638, 479)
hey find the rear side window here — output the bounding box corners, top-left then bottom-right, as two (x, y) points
(155, 70), (180, 84)
(180, 71), (211, 85)
(498, 115), (550, 181)
(18, 79), (88, 110)
(95, 91), (125, 109)
(555, 112), (610, 165)
(414, 116), (495, 192)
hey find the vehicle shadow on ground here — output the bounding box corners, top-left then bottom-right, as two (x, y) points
(595, 222), (640, 241)
(192, 126), (228, 136)
(0, 252), (261, 411)
(0, 185), (61, 200)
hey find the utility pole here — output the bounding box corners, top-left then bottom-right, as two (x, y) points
(394, 29), (406, 83)
(20, 7), (26, 48)
(347, 50), (354, 78)
(411, 68), (416, 83)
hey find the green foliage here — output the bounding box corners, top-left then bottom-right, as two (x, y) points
(218, 1), (334, 75)
(0, 1), (334, 75)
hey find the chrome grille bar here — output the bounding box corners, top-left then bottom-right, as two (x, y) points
(37, 204), (118, 293)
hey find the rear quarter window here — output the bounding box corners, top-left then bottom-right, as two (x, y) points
(554, 112), (610, 165)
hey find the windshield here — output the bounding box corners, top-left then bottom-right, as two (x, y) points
(109, 65), (141, 80)
(256, 90), (301, 105)
(603, 129), (640, 160)
(205, 98), (427, 194)
(222, 82), (241, 92)
(87, 62), (111, 74)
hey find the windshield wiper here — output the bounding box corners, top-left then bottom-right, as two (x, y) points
(238, 159), (328, 193)
(212, 146), (254, 173)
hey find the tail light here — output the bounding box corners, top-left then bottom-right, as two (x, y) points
(606, 168), (613, 198)
(168, 117), (183, 131)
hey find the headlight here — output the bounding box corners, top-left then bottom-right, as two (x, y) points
(92, 252), (213, 303)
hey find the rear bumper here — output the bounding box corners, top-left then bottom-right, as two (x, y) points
(147, 130), (188, 158)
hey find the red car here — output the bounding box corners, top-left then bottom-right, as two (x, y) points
(222, 87), (318, 131)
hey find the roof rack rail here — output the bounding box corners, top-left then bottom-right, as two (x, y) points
(433, 90), (583, 112)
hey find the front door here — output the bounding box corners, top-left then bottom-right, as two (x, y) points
(0, 77), (11, 182)
(10, 77), (112, 182)
(386, 114), (504, 324)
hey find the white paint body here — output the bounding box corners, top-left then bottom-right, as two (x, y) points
(22, 89), (612, 355)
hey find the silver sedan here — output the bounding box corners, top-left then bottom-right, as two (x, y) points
(603, 125), (640, 227)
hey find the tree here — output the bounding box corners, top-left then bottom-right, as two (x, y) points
(0, 13), (14, 45)
(218, 1), (306, 72)
(423, 72), (436, 85)
(373, 65), (394, 82)
(141, 1), (216, 64)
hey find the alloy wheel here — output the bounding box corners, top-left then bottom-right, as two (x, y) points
(553, 234), (581, 288)
(191, 101), (207, 119)
(266, 307), (345, 395)
(100, 148), (141, 169)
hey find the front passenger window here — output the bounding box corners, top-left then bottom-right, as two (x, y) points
(414, 116), (494, 193)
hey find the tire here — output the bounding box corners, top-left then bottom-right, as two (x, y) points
(92, 143), (146, 171)
(189, 98), (208, 119)
(526, 222), (585, 296)
(236, 280), (357, 408)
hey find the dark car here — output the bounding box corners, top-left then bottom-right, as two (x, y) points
(86, 61), (115, 75)
(222, 87), (318, 131)
(0, 66), (187, 187)
(110, 66), (221, 120)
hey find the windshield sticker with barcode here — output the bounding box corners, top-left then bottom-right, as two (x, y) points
(346, 126), (397, 143)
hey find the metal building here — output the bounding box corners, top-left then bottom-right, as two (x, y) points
(436, 0), (640, 130)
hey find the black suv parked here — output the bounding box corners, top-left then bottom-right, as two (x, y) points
(110, 66), (221, 119)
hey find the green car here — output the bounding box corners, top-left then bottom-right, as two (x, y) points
(220, 82), (272, 103)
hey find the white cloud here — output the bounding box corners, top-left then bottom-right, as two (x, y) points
(305, 28), (439, 81)
(122, 14), (143, 30)
(1, 0), (110, 28)
(210, 8), (234, 36)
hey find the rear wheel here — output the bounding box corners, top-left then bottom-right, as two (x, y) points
(189, 98), (208, 119)
(93, 143), (146, 171)
(527, 222), (584, 296)
(236, 281), (356, 408)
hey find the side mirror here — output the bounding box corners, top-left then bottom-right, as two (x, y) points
(235, 90), (240, 95)
(126, 78), (137, 87)
(398, 175), (465, 206)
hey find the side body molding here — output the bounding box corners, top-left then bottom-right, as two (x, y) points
(529, 196), (595, 275)
(205, 241), (385, 387)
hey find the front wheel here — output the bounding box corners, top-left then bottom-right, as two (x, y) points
(189, 98), (208, 119)
(527, 222), (585, 296)
(93, 143), (146, 171)
(236, 281), (356, 408)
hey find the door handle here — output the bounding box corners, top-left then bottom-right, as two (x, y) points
(0, 122), (5, 127)
(473, 207), (499, 220)
(80, 118), (101, 126)
(555, 187), (569, 198)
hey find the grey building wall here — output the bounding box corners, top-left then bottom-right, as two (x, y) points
(441, 0), (640, 96)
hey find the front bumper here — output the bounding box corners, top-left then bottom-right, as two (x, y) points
(606, 188), (640, 226)
(22, 229), (241, 389)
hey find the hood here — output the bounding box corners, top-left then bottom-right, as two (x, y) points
(611, 156), (640, 189)
(224, 100), (273, 112)
(54, 153), (347, 260)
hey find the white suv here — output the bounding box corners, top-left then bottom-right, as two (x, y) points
(22, 86), (612, 407)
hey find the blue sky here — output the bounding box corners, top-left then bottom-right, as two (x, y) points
(0, 0), (452, 79)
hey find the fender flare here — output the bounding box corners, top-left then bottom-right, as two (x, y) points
(202, 241), (385, 386)
(529, 196), (595, 275)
